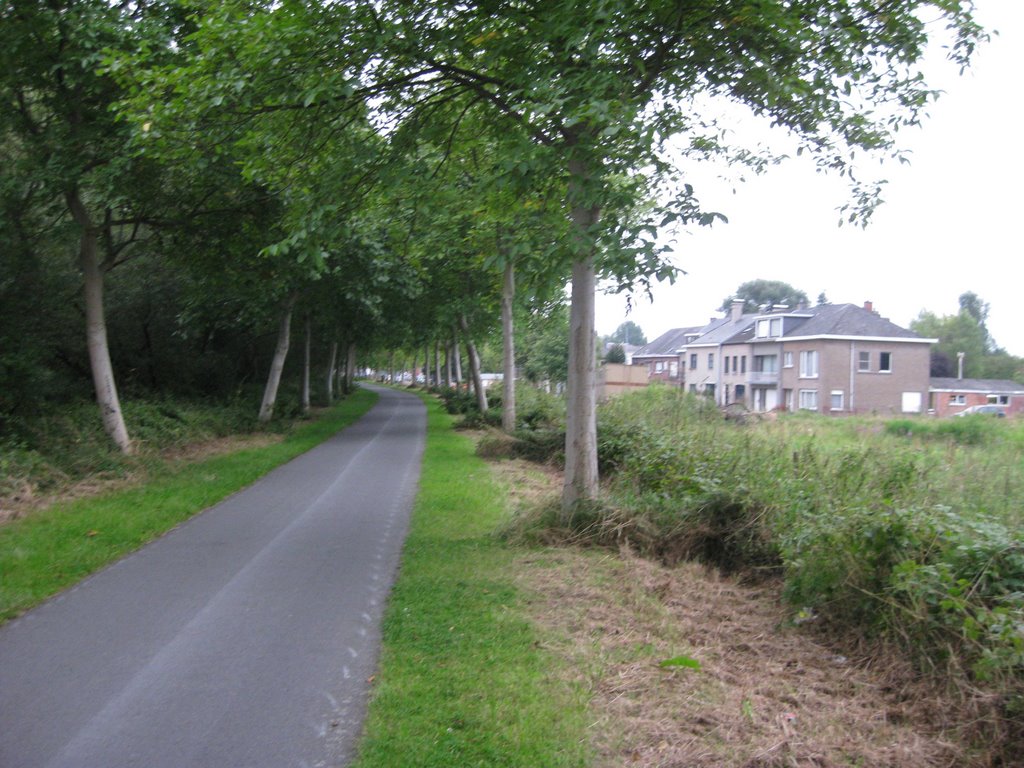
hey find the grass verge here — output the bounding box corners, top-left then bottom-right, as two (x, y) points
(350, 395), (589, 768)
(0, 389), (378, 623)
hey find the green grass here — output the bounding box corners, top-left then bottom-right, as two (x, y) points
(0, 390), (378, 623)
(351, 394), (589, 768)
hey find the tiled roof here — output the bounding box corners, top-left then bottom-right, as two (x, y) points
(633, 326), (703, 357)
(689, 314), (759, 346)
(930, 378), (1024, 392)
(783, 303), (923, 339)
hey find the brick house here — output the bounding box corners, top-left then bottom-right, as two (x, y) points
(631, 326), (703, 386)
(928, 378), (1024, 417)
(677, 301), (934, 414)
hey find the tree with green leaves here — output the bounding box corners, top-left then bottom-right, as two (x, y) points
(911, 292), (1022, 380)
(721, 280), (810, 314)
(605, 344), (626, 364)
(608, 321), (647, 346)
(0, 0), (180, 451)
(122, 0), (984, 512)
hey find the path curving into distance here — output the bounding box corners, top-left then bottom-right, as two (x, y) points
(0, 385), (425, 768)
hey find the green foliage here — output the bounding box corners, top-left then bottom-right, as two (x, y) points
(515, 387), (1024, 741)
(604, 344), (626, 364)
(720, 279), (810, 313)
(608, 321), (647, 346)
(883, 414), (1000, 446)
(911, 292), (1024, 379)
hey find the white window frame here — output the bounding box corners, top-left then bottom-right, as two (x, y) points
(830, 390), (845, 411)
(783, 351), (793, 368)
(879, 351), (892, 373)
(708, 353), (715, 370)
(858, 351), (870, 372)
(798, 389), (818, 411)
(949, 394), (965, 405)
(799, 350), (819, 378)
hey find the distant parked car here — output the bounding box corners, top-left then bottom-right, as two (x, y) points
(954, 404), (1007, 418)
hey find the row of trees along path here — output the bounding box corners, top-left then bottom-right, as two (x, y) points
(1, 1), (985, 513)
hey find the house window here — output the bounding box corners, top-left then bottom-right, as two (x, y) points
(858, 351), (870, 372)
(949, 394), (965, 405)
(733, 355), (739, 372)
(689, 353), (697, 370)
(735, 384), (745, 400)
(689, 384), (697, 393)
(741, 356), (747, 374)
(753, 354), (778, 373)
(655, 361), (664, 372)
(708, 353), (715, 370)
(757, 318), (782, 337)
(830, 390), (845, 410)
(987, 394), (1009, 405)
(669, 362), (678, 377)
(879, 352), (892, 372)
(799, 350), (819, 378)
(724, 356), (730, 374)
(705, 383), (716, 398)
(798, 389), (818, 410)
(783, 352), (793, 368)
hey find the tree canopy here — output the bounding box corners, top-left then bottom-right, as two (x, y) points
(1, 0), (988, 510)
(721, 280), (810, 314)
(608, 321), (647, 347)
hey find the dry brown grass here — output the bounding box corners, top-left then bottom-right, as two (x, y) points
(484, 449), (980, 768)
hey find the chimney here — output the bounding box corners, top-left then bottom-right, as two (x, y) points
(957, 351), (965, 380)
(731, 299), (744, 322)
(863, 300), (874, 313)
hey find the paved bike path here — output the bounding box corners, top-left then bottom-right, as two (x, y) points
(0, 385), (425, 768)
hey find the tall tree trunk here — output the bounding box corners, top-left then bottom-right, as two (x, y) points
(443, 342), (451, 388)
(301, 313), (311, 414)
(258, 293), (297, 422)
(67, 190), (132, 453)
(345, 342), (357, 394)
(500, 260), (516, 432)
(325, 340), (338, 403)
(424, 342), (431, 388)
(562, 154), (601, 512)
(451, 328), (463, 389)
(459, 314), (488, 412)
(388, 350), (395, 384)
(434, 341), (441, 390)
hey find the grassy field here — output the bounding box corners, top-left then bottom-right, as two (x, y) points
(0, 390), (378, 623)
(350, 393), (589, 768)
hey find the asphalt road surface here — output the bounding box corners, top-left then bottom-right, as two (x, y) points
(0, 385), (426, 768)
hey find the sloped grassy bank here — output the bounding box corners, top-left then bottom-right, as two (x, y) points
(477, 385), (1024, 758)
(0, 391), (378, 623)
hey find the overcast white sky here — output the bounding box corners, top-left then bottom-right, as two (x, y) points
(596, 0), (1024, 357)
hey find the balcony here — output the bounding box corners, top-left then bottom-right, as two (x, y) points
(749, 371), (779, 386)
